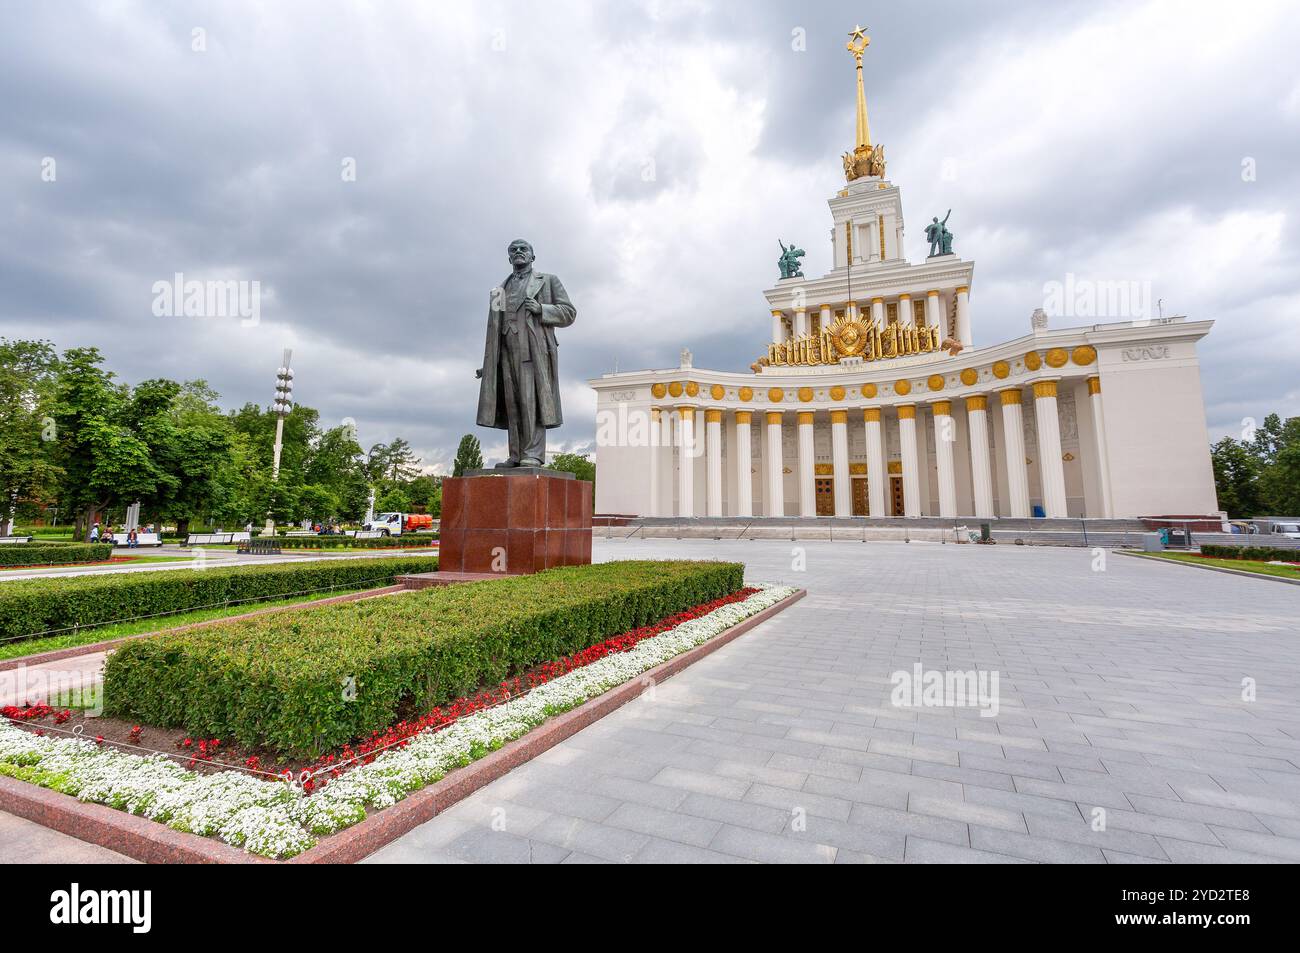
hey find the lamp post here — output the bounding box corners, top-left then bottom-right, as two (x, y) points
(264, 348), (294, 536)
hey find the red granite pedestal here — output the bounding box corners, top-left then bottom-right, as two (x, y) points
(436, 472), (592, 575)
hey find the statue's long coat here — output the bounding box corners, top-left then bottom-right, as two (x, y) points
(476, 271), (576, 430)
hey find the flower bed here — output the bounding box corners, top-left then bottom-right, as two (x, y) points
(0, 543), (113, 568)
(0, 554), (438, 643)
(0, 583), (795, 859)
(104, 560), (743, 756)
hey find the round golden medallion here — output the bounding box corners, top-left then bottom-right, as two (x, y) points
(709, 383), (725, 400)
(767, 387), (784, 403)
(862, 382), (878, 398)
(667, 381), (683, 397)
(829, 385), (846, 401)
(991, 360), (1010, 379)
(1045, 347), (1068, 368)
(829, 315), (870, 358)
(894, 379), (912, 396)
(738, 386), (753, 402)
(797, 386), (814, 402)
(1024, 351), (1042, 371)
(1072, 345), (1097, 366)
(927, 374), (945, 392)
(651, 382), (667, 399)
(960, 368), (978, 386)
(684, 381), (700, 397)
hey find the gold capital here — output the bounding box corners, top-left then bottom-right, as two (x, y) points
(797, 411), (815, 426)
(735, 410), (753, 424)
(766, 410), (783, 425)
(1000, 389), (1023, 406)
(897, 404), (916, 420)
(1033, 381), (1058, 399)
(965, 395), (988, 412)
(863, 407), (881, 422)
(931, 400), (952, 416)
(830, 409), (848, 425)
(705, 409), (723, 424)
(1087, 376), (1101, 396)
(676, 405), (696, 421)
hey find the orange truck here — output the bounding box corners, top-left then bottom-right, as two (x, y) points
(363, 512), (433, 536)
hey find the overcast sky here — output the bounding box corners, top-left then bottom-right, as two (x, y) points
(3, 0), (1297, 470)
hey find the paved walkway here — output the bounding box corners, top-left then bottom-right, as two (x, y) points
(4, 538), (1298, 863)
(366, 538), (1300, 864)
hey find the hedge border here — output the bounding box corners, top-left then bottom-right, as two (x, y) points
(1199, 543), (1300, 562)
(0, 543), (113, 568)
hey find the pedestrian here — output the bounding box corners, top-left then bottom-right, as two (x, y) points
(90, 522), (100, 542)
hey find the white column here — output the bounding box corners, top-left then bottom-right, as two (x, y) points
(734, 411), (753, 517)
(648, 408), (661, 517)
(831, 410), (850, 517)
(965, 396), (995, 519)
(998, 390), (1029, 517)
(794, 307), (809, 338)
(1033, 381), (1068, 518)
(819, 304), (832, 337)
(677, 406), (695, 517)
(898, 405), (921, 517)
(955, 286), (972, 346)
(897, 294), (913, 328)
(659, 409), (674, 516)
(705, 409), (723, 517)
(770, 309), (784, 345)
(797, 411), (816, 517)
(870, 297), (885, 327)
(1087, 377), (1114, 518)
(924, 290), (941, 330)
(931, 400), (958, 518)
(864, 408), (886, 516)
(765, 411), (784, 516)
(1000, 389), (1031, 518)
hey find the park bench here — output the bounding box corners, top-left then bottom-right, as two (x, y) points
(237, 537), (283, 555)
(0, 536), (33, 544)
(185, 531), (252, 546)
(113, 533), (163, 548)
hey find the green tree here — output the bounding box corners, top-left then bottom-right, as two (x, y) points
(452, 434), (483, 477)
(52, 348), (160, 540)
(1210, 436), (1263, 519)
(295, 483), (341, 523)
(375, 486), (412, 514)
(1258, 416), (1300, 516)
(307, 424), (369, 521)
(0, 339), (62, 534)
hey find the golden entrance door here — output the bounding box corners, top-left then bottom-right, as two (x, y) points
(852, 477), (869, 515)
(814, 478), (835, 516)
(890, 476), (905, 516)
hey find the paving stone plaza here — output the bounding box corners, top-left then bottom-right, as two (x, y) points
(353, 538), (1300, 864)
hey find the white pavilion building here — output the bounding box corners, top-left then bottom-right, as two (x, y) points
(589, 28), (1219, 522)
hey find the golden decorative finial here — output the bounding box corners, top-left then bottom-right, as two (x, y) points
(841, 22), (885, 181)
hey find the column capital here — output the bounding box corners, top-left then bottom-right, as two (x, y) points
(829, 409), (848, 425)
(897, 404), (916, 420)
(770, 308), (784, 317)
(793, 306), (807, 314)
(676, 405), (696, 420)
(926, 289), (940, 297)
(650, 406), (662, 420)
(870, 296), (884, 305)
(1032, 380), (1058, 399)
(955, 285), (969, 295)
(1086, 376), (1101, 395)
(965, 394), (988, 412)
(797, 411), (815, 426)
(999, 388), (1023, 406)
(734, 410), (753, 424)
(704, 408), (723, 424)
(930, 399), (952, 416)
(863, 407), (882, 422)
(765, 410), (784, 424)
(897, 292), (911, 301)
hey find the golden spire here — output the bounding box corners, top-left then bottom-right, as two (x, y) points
(842, 24), (885, 181)
(846, 24), (871, 149)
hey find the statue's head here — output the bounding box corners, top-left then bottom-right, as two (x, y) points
(931, 217), (939, 224)
(507, 239), (535, 268)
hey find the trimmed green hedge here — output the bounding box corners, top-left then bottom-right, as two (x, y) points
(0, 554), (438, 641)
(103, 560), (743, 757)
(1200, 544), (1300, 562)
(0, 543), (114, 568)
(268, 536), (437, 550)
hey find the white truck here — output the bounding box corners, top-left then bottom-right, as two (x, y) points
(361, 512), (433, 537)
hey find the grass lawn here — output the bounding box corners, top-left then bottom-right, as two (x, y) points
(0, 584), (392, 662)
(1148, 551), (1300, 580)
